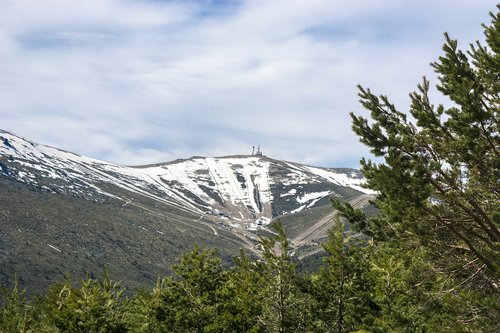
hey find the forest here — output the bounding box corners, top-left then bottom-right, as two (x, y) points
(1, 5), (499, 333)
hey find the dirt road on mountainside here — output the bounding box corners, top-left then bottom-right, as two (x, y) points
(291, 194), (373, 247)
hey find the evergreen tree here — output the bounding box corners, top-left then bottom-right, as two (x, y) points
(151, 246), (228, 333)
(307, 220), (379, 333)
(339, 5), (500, 331)
(219, 250), (265, 332)
(120, 281), (167, 333)
(0, 282), (33, 332)
(38, 274), (127, 333)
(258, 220), (312, 333)
(348, 6), (499, 286)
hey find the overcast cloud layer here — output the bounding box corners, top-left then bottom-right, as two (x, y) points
(0, 0), (496, 167)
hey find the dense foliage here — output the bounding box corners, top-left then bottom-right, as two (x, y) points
(1, 219), (497, 332)
(1, 5), (499, 333)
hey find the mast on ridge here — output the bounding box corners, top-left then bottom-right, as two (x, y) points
(256, 144), (262, 156)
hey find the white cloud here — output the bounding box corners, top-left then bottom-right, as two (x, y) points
(0, 0), (495, 167)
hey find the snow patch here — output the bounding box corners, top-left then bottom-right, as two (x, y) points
(280, 188), (297, 197)
(297, 191), (330, 204)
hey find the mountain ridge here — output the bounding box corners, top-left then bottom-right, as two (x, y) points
(0, 129), (372, 222)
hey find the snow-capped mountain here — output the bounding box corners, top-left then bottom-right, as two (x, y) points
(0, 129), (374, 295)
(0, 129), (371, 230)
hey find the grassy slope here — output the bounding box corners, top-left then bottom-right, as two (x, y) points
(0, 176), (246, 298)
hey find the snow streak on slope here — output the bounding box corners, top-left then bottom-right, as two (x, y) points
(302, 166), (376, 195)
(0, 130), (198, 212)
(141, 157), (272, 224)
(279, 162), (375, 195)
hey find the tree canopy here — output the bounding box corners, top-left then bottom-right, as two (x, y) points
(348, 5), (499, 287)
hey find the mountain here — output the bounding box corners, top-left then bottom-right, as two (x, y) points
(0, 129), (373, 295)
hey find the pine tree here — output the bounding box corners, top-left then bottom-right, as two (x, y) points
(151, 246), (227, 333)
(258, 220), (312, 332)
(349, 5), (499, 289)
(0, 282), (32, 332)
(341, 5), (500, 331)
(32, 273), (127, 332)
(307, 220), (378, 333)
(219, 250), (265, 332)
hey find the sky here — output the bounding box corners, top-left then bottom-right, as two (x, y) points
(0, 0), (496, 168)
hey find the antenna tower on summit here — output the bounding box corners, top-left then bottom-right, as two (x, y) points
(256, 144), (262, 156)
(251, 144), (263, 156)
